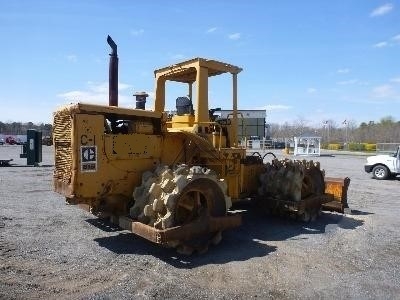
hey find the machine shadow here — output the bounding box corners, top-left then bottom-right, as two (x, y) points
(91, 202), (365, 269)
(94, 229), (277, 269)
(349, 209), (374, 216)
(86, 218), (124, 232)
(230, 201), (365, 243)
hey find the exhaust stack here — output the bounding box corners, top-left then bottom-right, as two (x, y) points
(107, 35), (118, 107)
(133, 92), (149, 110)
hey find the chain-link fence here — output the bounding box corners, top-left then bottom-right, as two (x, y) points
(376, 143), (400, 154)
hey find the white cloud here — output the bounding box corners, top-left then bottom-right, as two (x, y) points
(307, 88), (317, 94)
(372, 84), (394, 98)
(263, 104), (292, 111)
(57, 81), (134, 107)
(57, 90), (100, 103)
(66, 54), (77, 63)
(206, 27), (217, 33)
(372, 33), (400, 49)
(228, 33), (241, 40)
(139, 71), (151, 77)
(390, 77), (400, 83)
(146, 91), (155, 99)
(87, 81), (108, 93)
(370, 3), (394, 17)
(373, 41), (388, 48)
(337, 79), (359, 85)
(171, 54), (185, 60)
(372, 34), (400, 49)
(130, 29), (144, 36)
(337, 68), (350, 74)
(392, 34), (400, 41)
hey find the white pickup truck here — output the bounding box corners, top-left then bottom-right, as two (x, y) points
(364, 146), (400, 180)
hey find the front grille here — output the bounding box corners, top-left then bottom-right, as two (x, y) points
(53, 110), (72, 183)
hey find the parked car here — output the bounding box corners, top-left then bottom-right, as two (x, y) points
(42, 135), (53, 146)
(0, 138), (4, 145)
(364, 145), (400, 179)
(5, 136), (17, 145)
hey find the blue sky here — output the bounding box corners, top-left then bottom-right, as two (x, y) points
(1, 1), (399, 127)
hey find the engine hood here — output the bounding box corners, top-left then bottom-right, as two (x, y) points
(366, 154), (395, 164)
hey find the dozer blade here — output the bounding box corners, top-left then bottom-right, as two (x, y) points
(322, 177), (351, 213)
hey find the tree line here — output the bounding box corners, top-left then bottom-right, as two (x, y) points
(0, 122), (52, 137)
(268, 116), (400, 144)
(1, 116), (399, 144)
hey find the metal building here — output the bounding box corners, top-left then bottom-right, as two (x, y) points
(218, 109), (266, 141)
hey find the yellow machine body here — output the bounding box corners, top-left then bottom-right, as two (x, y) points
(53, 53), (349, 252)
(53, 58), (264, 215)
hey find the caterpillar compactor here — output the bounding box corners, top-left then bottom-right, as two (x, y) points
(53, 36), (349, 254)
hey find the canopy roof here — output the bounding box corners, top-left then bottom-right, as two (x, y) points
(154, 57), (242, 83)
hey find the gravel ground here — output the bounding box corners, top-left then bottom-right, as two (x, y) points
(1, 145), (399, 299)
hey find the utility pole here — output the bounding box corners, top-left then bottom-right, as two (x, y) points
(343, 119), (348, 150)
(323, 120), (330, 145)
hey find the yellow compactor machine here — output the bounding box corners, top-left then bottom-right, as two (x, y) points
(53, 36), (349, 254)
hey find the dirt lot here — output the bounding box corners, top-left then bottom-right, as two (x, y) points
(1, 145), (399, 299)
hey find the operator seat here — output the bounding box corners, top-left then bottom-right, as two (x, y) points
(176, 97), (194, 116)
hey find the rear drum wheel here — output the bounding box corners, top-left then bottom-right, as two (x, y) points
(174, 177), (227, 226)
(258, 159), (325, 222)
(130, 165), (230, 254)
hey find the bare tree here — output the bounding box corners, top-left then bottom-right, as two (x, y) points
(268, 115), (400, 146)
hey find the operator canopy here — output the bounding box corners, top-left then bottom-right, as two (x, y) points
(154, 57), (242, 83)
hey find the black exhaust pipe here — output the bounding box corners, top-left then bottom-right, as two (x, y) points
(133, 92), (149, 110)
(107, 35), (118, 107)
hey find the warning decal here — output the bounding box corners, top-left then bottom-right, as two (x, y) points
(81, 146), (97, 172)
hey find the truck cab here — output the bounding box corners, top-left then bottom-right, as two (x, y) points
(364, 146), (400, 179)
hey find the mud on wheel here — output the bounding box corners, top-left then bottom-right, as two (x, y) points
(130, 164), (231, 254)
